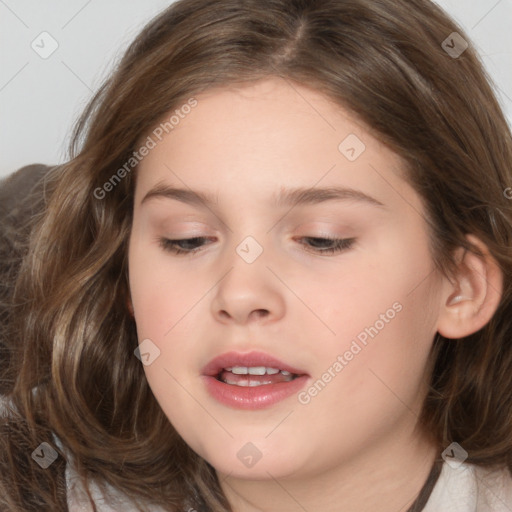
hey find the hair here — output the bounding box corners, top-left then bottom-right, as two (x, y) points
(1, 0), (512, 510)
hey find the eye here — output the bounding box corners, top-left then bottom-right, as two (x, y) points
(158, 236), (213, 255)
(158, 235), (356, 256)
(297, 236), (356, 255)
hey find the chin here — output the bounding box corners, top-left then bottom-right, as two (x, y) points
(199, 441), (309, 480)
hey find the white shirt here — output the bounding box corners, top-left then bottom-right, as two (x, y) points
(423, 460), (512, 511)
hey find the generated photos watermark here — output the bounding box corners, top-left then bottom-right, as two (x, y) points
(441, 32), (468, 59)
(31, 442), (59, 469)
(298, 301), (403, 405)
(441, 442), (468, 469)
(134, 338), (161, 366)
(93, 97), (198, 200)
(237, 442), (263, 468)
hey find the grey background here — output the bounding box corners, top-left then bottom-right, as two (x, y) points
(0, 0), (511, 178)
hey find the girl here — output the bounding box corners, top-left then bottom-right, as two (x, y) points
(1, 0), (512, 510)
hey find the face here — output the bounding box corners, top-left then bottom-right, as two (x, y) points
(128, 77), (444, 480)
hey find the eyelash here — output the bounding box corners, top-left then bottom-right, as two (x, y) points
(158, 236), (355, 256)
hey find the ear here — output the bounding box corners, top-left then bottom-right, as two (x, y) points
(437, 234), (503, 339)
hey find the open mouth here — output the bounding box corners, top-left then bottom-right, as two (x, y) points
(202, 351), (309, 409)
(216, 366), (299, 387)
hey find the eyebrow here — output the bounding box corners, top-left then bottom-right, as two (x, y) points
(141, 183), (386, 209)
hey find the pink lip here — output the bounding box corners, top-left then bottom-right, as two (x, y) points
(201, 350), (310, 410)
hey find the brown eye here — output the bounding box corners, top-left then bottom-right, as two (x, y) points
(299, 237), (356, 255)
(159, 236), (213, 255)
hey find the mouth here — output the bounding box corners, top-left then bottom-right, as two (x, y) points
(201, 351), (309, 409)
(216, 366), (299, 387)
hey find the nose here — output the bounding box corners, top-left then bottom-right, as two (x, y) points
(210, 254), (286, 326)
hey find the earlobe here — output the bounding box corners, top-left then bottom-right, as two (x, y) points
(437, 235), (503, 339)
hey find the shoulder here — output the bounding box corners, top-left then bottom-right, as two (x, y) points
(475, 463), (512, 511)
(424, 461), (512, 511)
(56, 434), (173, 512)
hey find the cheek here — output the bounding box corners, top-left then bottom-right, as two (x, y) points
(309, 240), (435, 353)
(127, 236), (207, 393)
(291, 298), (438, 475)
(307, 229), (440, 404)
(128, 248), (203, 434)
(128, 237), (199, 337)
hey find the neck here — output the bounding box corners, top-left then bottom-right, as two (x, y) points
(217, 425), (438, 512)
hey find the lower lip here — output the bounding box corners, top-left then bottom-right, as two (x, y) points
(202, 375), (309, 410)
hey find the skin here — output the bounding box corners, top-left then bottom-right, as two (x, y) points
(127, 77), (502, 512)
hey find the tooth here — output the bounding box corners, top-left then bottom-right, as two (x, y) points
(248, 366), (266, 375)
(225, 367), (232, 371)
(222, 377), (277, 387)
(280, 370), (291, 376)
(231, 366), (248, 375)
(266, 367), (279, 375)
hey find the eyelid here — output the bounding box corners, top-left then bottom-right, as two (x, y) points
(158, 235), (356, 256)
(296, 236), (356, 255)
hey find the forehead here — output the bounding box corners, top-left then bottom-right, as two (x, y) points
(133, 78), (420, 216)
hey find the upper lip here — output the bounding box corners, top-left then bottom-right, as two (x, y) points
(202, 350), (309, 377)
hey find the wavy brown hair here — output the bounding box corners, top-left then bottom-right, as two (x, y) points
(1, 0), (512, 510)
